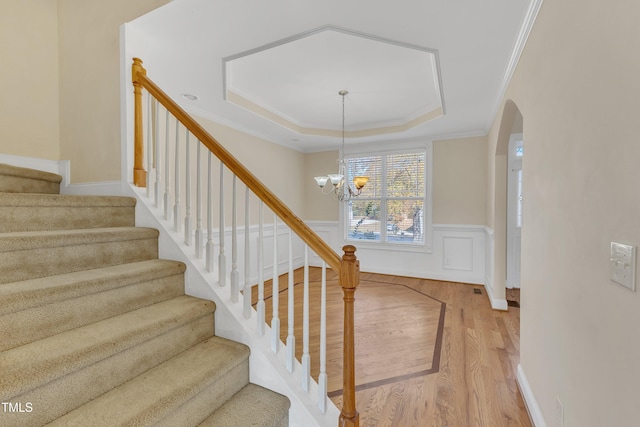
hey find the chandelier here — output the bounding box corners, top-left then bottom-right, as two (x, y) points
(314, 90), (369, 201)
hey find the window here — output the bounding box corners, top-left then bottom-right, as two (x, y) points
(344, 148), (429, 246)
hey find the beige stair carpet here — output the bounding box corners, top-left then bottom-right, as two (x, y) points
(0, 164), (289, 426)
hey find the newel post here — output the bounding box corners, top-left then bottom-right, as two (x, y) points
(339, 245), (360, 427)
(132, 57), (147, 187)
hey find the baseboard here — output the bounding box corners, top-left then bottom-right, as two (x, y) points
(0, 154), (70, 187)
(516, 364), (547, 427)
(61, 181), (124, 196)
(484, 280), (508, 310)
(362, 266), (485, 285)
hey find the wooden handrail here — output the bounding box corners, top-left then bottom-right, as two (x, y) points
(132, 58), (358, 426)
(132, 58), (340, 272)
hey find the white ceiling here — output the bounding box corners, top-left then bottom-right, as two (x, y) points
(128, 0), (536, 152)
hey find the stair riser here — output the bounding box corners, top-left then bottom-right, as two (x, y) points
(0, 260), (186, 317)
(1, 297), (215, 400)
(0, 272), (185, 351)
(0, 206), (135, 232)
(0, 164), (62, 195)
(199, 384), (290, 427)
(156, 362), (249, 427)
(0, 238), (158, 284)
(47, 338), (252, 427)
(0, 176), (60, 195)
(0, 314), (214, 427)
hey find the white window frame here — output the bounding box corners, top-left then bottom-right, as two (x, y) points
(340, 141), (433, 253)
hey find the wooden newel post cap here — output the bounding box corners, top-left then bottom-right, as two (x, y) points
(342, 244), (356, 260)
(340, 245), (360, 290)
(132, 57), (146, 81)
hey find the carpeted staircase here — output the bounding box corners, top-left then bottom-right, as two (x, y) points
(0, 163), (290, 426)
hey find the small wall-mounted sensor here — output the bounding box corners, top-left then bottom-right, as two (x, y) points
(610, 242), (636, 291)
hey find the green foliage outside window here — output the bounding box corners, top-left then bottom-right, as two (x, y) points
(345, 151), (426, 244)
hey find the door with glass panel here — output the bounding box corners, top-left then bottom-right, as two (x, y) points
(507, 134), (523, 289)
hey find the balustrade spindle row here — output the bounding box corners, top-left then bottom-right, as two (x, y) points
(135, 66), (351, 419)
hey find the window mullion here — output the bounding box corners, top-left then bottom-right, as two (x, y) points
(380, 155), (387, 241)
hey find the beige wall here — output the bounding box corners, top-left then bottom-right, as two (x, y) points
(303, 138), (488, 225)
(195, 117), (307, 218)
(0, 0), (60, 160)
(303, 150), (340, 221)
(433, 136), (487, 224)
(57, 0), (170, 183)
(487, 0), (640, 425)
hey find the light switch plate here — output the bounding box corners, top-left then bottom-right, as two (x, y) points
(610, 242), (636, 291)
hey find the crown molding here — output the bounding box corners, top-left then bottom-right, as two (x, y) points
(485, 0), (544, 133)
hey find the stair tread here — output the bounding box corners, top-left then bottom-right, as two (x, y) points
(0, 226), (158, 252)
(0, 259), (186, 316)
(49, 337), (250, 426)
(199, 383), (290, 427)
(0, 295), (215, 400)
(0, 186), (287, 426)
(0, 192), (135, 207)
(0, 259), (188, 352)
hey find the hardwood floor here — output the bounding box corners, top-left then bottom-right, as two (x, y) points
(254, 269), (531, 427)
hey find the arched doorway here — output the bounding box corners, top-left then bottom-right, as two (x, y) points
(493, 100), (524, 309)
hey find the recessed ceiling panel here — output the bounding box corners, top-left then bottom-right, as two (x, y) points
(224, 26), (444, 137)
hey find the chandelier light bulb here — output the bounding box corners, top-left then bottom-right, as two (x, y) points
(313, 90), (368, 201)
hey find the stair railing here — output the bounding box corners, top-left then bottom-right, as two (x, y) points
(132, 58), (359, 427)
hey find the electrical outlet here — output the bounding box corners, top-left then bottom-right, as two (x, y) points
(555, 397), (564, 427)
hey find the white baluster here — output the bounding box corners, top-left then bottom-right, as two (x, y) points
(318, 261), (328, 413)
(173, 118), (181, 233)
(206, 151), (214, 272)
(184, 131), (192, 246)
(195, 142), (203, 258)
(286, 228), (295, 373)
(154, 101), (160, 208)
(146, 95), (152, 197)
(163, 109), (171, 220)
(219, 161), (226, 286)
(243, 186), (251, 319)
(257, 200), (265, 335)
(230, 175), (239, 302)
(271, 214), (280, 353)
(302, 245), (311, 392)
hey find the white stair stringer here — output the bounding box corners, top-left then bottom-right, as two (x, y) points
(126, 184), (341, 427)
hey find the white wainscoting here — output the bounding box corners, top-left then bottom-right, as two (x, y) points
(0, 153), (499, 291)
(481, 227), (508, 310)
(485, 227), (494, 286)
(307, 221), (488, 285)
(134, 199), (312, 288)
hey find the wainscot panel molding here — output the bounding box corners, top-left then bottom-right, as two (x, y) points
(483, 227), (508, 310)
(307, 222), (487, 285)
(485, 226), (494, 286)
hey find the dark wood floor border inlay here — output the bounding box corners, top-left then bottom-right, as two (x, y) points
(328, 300), (446, 398)
(253, 270), (448, 398)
